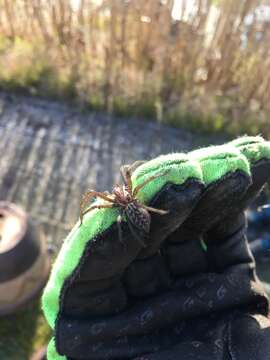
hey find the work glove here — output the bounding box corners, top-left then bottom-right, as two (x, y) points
(42, 136), (270, 360)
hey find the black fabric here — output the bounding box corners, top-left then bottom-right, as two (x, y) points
(55, 161), (270, 360)
(133, 311), (270, 360)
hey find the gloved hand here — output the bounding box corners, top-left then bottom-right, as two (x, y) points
(42, 136), (270, 360)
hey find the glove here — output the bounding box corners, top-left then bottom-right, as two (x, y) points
(42, 136), (270, 360)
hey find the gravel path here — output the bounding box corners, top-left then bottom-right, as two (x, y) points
(0, 93), (224, 249)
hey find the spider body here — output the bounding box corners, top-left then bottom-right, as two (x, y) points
(124, 201), (151, 234)
(80, 162), (169, 246)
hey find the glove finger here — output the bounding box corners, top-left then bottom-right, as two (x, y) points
(231, 137), (270, 209)
(179, 143), (252, 232)
(204, 137), (270, 242)
(119, 158), (205, 297)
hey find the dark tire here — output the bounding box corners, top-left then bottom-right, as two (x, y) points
(0, 202), (50, 315)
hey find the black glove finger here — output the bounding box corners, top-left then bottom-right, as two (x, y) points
(205, 138), (270, 270)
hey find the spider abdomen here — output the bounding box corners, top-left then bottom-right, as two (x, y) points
(125, 202), (151, 234)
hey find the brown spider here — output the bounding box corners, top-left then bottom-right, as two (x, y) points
(80, 162), (169, 246)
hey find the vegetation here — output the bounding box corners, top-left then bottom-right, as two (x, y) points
(0, 300), (51, 360)
(0, 0), (269, 135)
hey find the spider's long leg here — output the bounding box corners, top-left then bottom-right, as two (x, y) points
(80, 190), (115, 221)
(128, 161), (147, 174)
(120, 166), (132, 193)
(117, 214), (123, 244)
(141, 204), (169, 215)
(81, 190), (115, 207)
(120, 161), (146, 192)
(80, 204), (113, 225)
(127, 220), (146, 247)
(132, 170), (170, 197)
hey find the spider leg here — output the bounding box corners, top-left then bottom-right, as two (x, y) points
(80, 204), (113, 225)
(117, 214), (123, 244)
(120, 165), (132, 193)
(141, 204), (169, 215)
(84, 190), (115, 204)
(120, 161), (146, 193)
(120, 161), (146, 180)
(132, 169), (170, 197)
(80, 190), (115, 222)
(128, 161), (147, 174)
(127, 220), (146, 248)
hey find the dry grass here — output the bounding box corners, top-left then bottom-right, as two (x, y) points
(0, 0), (269, 136)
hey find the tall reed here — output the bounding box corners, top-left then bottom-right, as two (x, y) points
(0, 0), (269, 135)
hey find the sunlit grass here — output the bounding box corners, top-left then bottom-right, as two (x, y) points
(0, 33), (268, 138)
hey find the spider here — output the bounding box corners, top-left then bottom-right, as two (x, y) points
(80, 161), (169, 246)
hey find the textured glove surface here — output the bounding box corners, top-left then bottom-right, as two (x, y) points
(42, 136), (270, 360)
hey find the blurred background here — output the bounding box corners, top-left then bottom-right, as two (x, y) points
(0, 0), (269, 134)
(0, 0), (270, 359)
